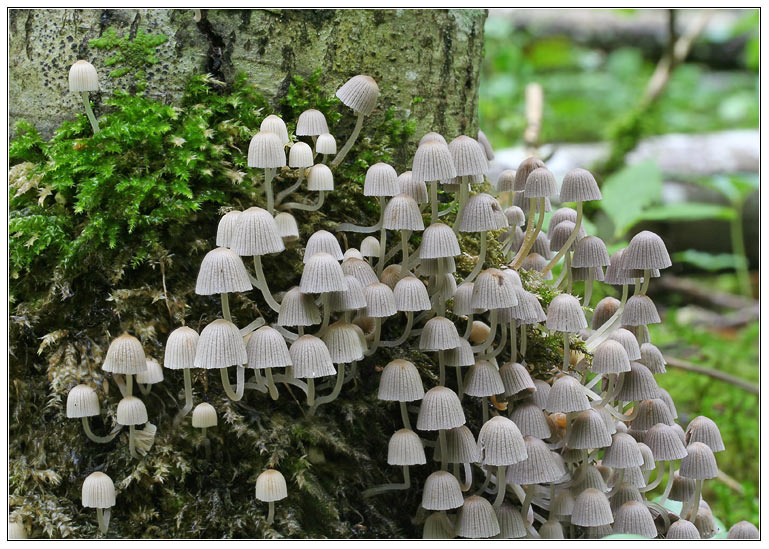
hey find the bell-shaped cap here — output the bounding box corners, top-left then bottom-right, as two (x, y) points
(551, 490), (575, 518)
(471, 269), (517, 310)
(363, 282), (396, 318)
(478, 130), (494, 160)
(248, 131), (286, 168)
(622, 294), (661, 326)
(616, 362), (659, 402)
(478, 416), (527, 466)
(392, 276), (429, 312)
(547, 222), (579, 254)
(412, 140), (456, 183)
(448, 135), (488, 177)
(315, 132), (337, 155)
(610, 482), (643, 514)
(231, 207), (285, 256)
(613, 500), (657, 538)
(573, 236), (610, 268)
(420, 223), (461, 259)
(417, 386), (465, 431)
(623, 230), (672, 270)
(164, 326), (199, 370)
(645, 423), (688, 461)
(341, 257), (379, 287)
(421, 470), (463, 511)
(300, 252), (347, 293)
(603, 433), (644, 468)
(464, 360), (505, 398)
(571, 488), (613, 527)
(572, 464), (609, 494)
(567, 409), (612, 449)
(685, 415), (725, 452)
(70, 60), (99, 92)
(397, 171), (428, 204)
(423, 512), (455, 539)
(195, 247), (252, 295)
(532, 230), (552, 259)
(255, 469), (287, 502)
(275, 212), (300, 241)
(419, 132), (447, 146)
(445, 338), (474, 368)
(509, 400), (550, 439)
(457, 193), (507, 233)
(194, 319), (247, 369)
(378, 359), (424, 402)
(216, 210), (241, 248)
(433, 425), (480, 464)
(539, 519), (565, 539)
(592, 340), (631, 375)
(546, 294), (587, 333)
(343, 248), (363, 261)
(364, 162), (399, 197)
(336, 74), (379, 115)
(669, 471), (696, 502)
(103, 333), (147, 375)
(260, 114), (289, 144)
(694, 507), (717, 539)
(278, 287), (321, 327)
(510, 287), (547, 325)
(136, 358), (164, 384)
(496, 503), (527, 538)
(288, 141), (314, 168)
(329, 275), (367, 312)
(604, 249), (632, 286)
(636, 442), (656, 471)
(67, 384), (100, 418)
(387, 428), (426, 466)
(382, 264), (404, 286)
(507, 436), (563, 484)
(680, 441), (718, 479)
(418, 257), (456, 277)
(560, 167), (602, 202)
(631, 399), (674, 431)
(638, 342), (666, 374)
(304, 230), (343, 262)
(531, 379), (551, 410)
(496, 169), (516, 193)
(546, 375), (590, 413)
(383, 194), (424, 231)
(191, 402), (217, 428)
(499, 362), (535, 398)
(82, 472), (115, 509)
(658, 390), (679, 422)
(307, 163), (334, 191)
(452, 282), (476, 317)
(504, 206), (526, 229)
(457, 496), (500, 539)
(592, 297), (620, 330)
(246, 326), (291, 370)
(116, 396), (148, 425)
(360, 236), (381, 258)
(419, 316), (460, 351)
(608, 328), (642, 360)
(524, 167), (558, 198)
(668, 519), (701, 539)
(296, 109), (329, 136)
(289, 335), (335, 379)
(727, 521), (760, 540)
(323, 321), (365, 364)
(513, 157), (545, 192)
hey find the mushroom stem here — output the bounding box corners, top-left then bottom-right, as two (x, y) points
(485, 322), (508, 360)
(96, 508), (110, 535)
(310, 363), (345, 412)
(376, 197), (388, 276)
(510, 322), (518, 362)
(274, 172), (305, 206)
(520, 324), (528, 360)
(221, 292), (231, 322)
(202, 429), (210, 459)
(281, 190), (325, 212)
(126, 374), (133, 397)
(562, 332), (570, 370)
(399, 401), (411, 430)
(81, 91), (100, 134)
(439, 429), (448, 471)
(264, 167), (276, 215)
(455, 366), (464, 400)
(463, 314), (474, 339)
(379, 311), (413, 347)
(493, 466), (507, 509)
(253, 255), (281, 313)
(316, 293), (331, 338)
(472, 309), (498, 354)
(452, 176), (469, 234)
(686, 479), (703, 521)
(430, 180), (439, 223)
(137, 383), (152, 396)
(331, 112), (364, 168)
(641, 461), (665, 492)
(173, 368), (195, 426)
(584, 284), (629, 351)
(81, 417), (121, 444)
(511, 197), (545, 270)
(365, 318), (382, 356)
(458, 462), (473, 492)
(658, 460), (676, 504)
(400, 230), (410, 272)
(220, 366), (245, 401)
(640, 268), (651, 294)
(438, 350), (446, 386)
(645, 500), (671, 531)
(465, 231), (487, 283)
(265, 368), (279, 400)
(543, 202), (583, 274)
(271, 374), (308, 395)
(583, 269), (594, 306)
(129, 424), (138, 459)
(307, 378), (315, 406)
(520, 485), (534, 524)
(475, 468), (492, 496)
(439, 510), (455, 537)
(335, 212), (383, 234)
(266, 501), (275, 526)
(362, 466), (412, 498)
(482, 396), (489, 424)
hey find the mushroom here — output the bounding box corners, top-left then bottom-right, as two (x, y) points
(247, 130), (287, 215)
(412, 138), (457, 224)
(457, 495), (500, 539)
(448, 135), (489, 234)
(255, 469), (287, 526)
(300, 252), (348, 337)
(67, 384), (120, 444)
(507, 436), (563, 527)
(679, 441), (718, 521)
(571, 488), (613, 538)
(274, 212), (300, 242)
(69, 60), (100, 133)
(216, 210), (241, 248)
(377, 359), (424, 430)
(463, 360), (505, 423)
(362, 428), (426, 498)
(380, 276), (430, 346)
(331, 74), (379, 167)
(194, 319), (248, 402)
(612, 500), (658, 538)
(417, 386), (465, 473)
(477, 415), (527, 509)
(383, 193), (423, 275)
(572, 236), (611, 306)
(288, 335), (335, 406)
(546, 294), (587, 370)
(164, 326), (199, 424)
(82, 472), (115, 534)
(259, 114), (290, 145)
(362, 282), (396, 354)
(136, 358), (164, 395)
(191, 402), (217, 458)
(456, 194), (508, 282)
(421, 470), (463, 537)
(419, 316), (461, 386)
(511, 166), (558, 269)
(274, 141), (314, 207)
(195, 247), (252, 322)
(116, 395), (148, 459)
(246, 326), (292, 400)
(102, 333), (147, 397)
(315, 132), (336, 163)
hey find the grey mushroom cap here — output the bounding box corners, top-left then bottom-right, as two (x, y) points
(393, 276), (431, 312)
(419, 222), (461, 259)
(383, 193), (424, 231)
(445, 338), (475, 368)
(571, 488), (613, 527)
(566, 409), (613, 450)
(603, 432), (644, 468)
(499, 362), (535, 397)
(616, 361), (659, 402)
(496, 503), (527, 538)
(539, 519), (565, 539)
(546, 375), (590, 413)
(457, 193), (508, 233)
(300, 252), (348, 294)
(560, 167), (602, 203)
(260, 114), (289, 144)
(412, 139), (457, 183)
(644, 423), (688, 461)
(506, 435), (563, 484)
(471, 269), (517, 310)
(216, 210), (241, 248)
(667, 519), (701, 539)
(397, 171), (429, 204)
(329, 275), (367, 312)
(230, 206), (285, 256)
(572, 235), (611, 268)
(669, 471), (697, 502)
(610, 483), (643, 514)
(680, 441), (719, 479)
(496, 169), (516, 193)
(378, 359), (424, 402)
(448, 135), (489, 177)
(685, 416), (725, 452)
(323, 321), (365, 364)
(457, 496), (500, 539)
(593, 296), (621, 330)
(631, 398), (675, 431)
(477, 129), (495, 161)
(509, 399), (551, 439)
(419, 316), (460, 351)
(341, 257), (379, 287)
(463, 360), (505, 398)
(612, 500), (657, 538)
(288, 335), (336, 379)
(364, 282), (397, 318)
(623, 230), (672, 271)
(727, 521), (760, 539)
(546, 294), (587, 333)
(639, 342), (667, 374)
(278, 287), (321, 327)
(524, 167), (559, 198)
(304, 230), (344, 262)
(477, 416), (527, 466)
(591, 340), (631, 375)
(288, 141), (314, 168)
(622, 294), (661, 326)
(513, 157), (545, 192)
(423, 512), (454, 539)
(608, 328), (642, 361)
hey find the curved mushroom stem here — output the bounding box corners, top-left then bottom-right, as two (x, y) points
(81, 91), (100, 134)
(362, 466), (412, 498)
(376, 198), (388, 276)
(485, 322), (508, 360)
(562, 332), (570, 370)
(641, 268), (651, 294)
(543, 201), (583, 274)
(453, 176), (469, 234)
(512, 197), (537, 267)
(520, 484), (535, 524)
(645, 500), (671, 531)
(438, 350), (447, 386)
(220, 366), (245, 401)
(173, 368), (195, 426)
(640, 461), (665, 492)
(430, 180), (439, 223)
(493, 466), (508, 509)
(331, 112), (364, 168)
(472, 309), (498, 354)
(264, 167), (276, 215)
(252, 255), (281, 313)
(281, 191), (325, 212)
(438, 429), (448, 471)
(584, 284), (629, 352)
(335, 210), (383, 234)
(264, 368), (279, 400)
(310, 363), (345, 413)
(458, 462), (473, 492)
(553, 254), (570, 289)
(658, 460), (676, 504)
(96, 508), (110, 535)
(607, 469), (625, 498)
(315, 293), (331, 338)
(463, 314), (474, 340)
(81, 417), (121, 444)
(365, 318), (382, 356)
(274, 172), (305, 206)
(512, 197), (546, 270)
(271, 374), (308, 396)
(128, 424), (138, 459)
(399, 401), (411, 430)
(266, 501), (276, 526)
(306, 378), (315, 406)
(137, 383), (152, 396)
(465, 231), (487, 283)
(380, 311), (414, 347)
(583, 268), (595, 307)
(221, 292), (231, 322)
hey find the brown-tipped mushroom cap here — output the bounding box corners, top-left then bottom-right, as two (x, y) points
(191, 402), (217, 428)
(102, 333), (147, 375)
(680, 441), (718, 479)
(507, 436), (563, 484)
(383, 194), (424, 231)
(612, 500), (657, 538)
(195, 247), (252, 295)
(364, 162), (399, 197)
(514, 157), (545, 192)
(300, 252), (348, 294)
(255, 469), (287, 502)
(668, 519), (701, 539)
(82, 472), (115, 509)
(419, 223), (461, 259)
(685, 416), (725, 453)
(448, 135), (488, 177)
(607, 328), (642, 361)
(477, 416), (527, 466)
(592, 296), (621, 330)
(457, 193), (507, 233)
(417, 386), (465, 431)
(231, 207), (285, 256)
(412, 140), (456, 183)
(571, 488), (613, 527)
(419, 316), (460, 351)
(194, 319), (247, 369)
(727, 521), (760, 539)
(421, 470), (463, 511)
(378, 359), (424, 402)
(116, 396), (148, 426)
(278, 287), (321, 327)
(304, 230), (344, 262)
(546, 294), (587, 333)
(496, 503), (527, 538)
(644, 423), (688, 461)
(622, 294), (661, 326)
(387, 428), (426, 466)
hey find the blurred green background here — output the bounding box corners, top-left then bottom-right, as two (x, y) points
(480, 8), (759, 527)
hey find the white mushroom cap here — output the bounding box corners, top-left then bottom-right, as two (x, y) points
(591, 340), (631, 375)
(623, 230), (672, 271)
(478, 416), (527, 466)
(363, 162), (399, 197)
(296, 109), (329, 136)
(419, 316), (460, 351)
(136, 358), (164, 384)
(509, 400), (550, 439)
(495, 503), (527, 538)
(412, 140), (456, 183)
(603, 433), (644, 468)
(471, 269), (517, 310)
(342, 248), (363, 261)
(546, 293), (587, 333)
(300, 252), (347, 294)
(668, 519), (701, 539)
(231, 207), (285, 256)
(246, 326), (292, 370)
(613, 500), (657, 538)
(288, 141), (314, 168)
(387, 429), (426, 466)
(259, 115), (289, 145)
(546, 375), (590, 413)
(397, 171), (428, 204)
(432, 425), (480, 464)
(571, 488), (613, 527)
(419, 223), (461, 259)
(69, 60), (99, 92)
(419, 132), (447, 146)
(102, 333), (147, 375)
(315, 133), (337, 155)
(323, 321), (365, 364)
(421, 470), (463, 511)
(685, 416), (725, 452)
(364, 282), (396, 318)
(341, 257), (379, 287)
(116, 396), (148, 426)
(457, 495), (500, 539)
(423, 512), (454, 539)
(524, 167), (558, 198)
(453, 282), (480, 316)
(191, 402), (217, 428)
(504, 205), (526, 228)
(464, 360), (505, 398)
(194, 319), (247, 369)
(680, 441), (718, 479)
(560, 168), (602, 203)
(306, 163), (334, 192)
(274, 212), (300, 241)
(278, 287), (321, 327)
(378, 359), (424, 402)
(566, 409), (612, 449)
(255, 469), (287, 502)
(644, 423), (688, 461)
(393, 276), (430, 312)
(336, 74), (379, 115)
(66, 384), (100, 418)
(499, 364), (536, 398)
(8, 518), (27, 539)
(164, 326), (199, 370)
(328, 275), (367, 312)
(195, 247), (252, 295)
(507, 436), (563, 484)
(288, 335), (335, 379)
(216, 210), (241, 248)
(304, 230), (343, 262)
(417, 386), (465, 431)
(448, 135), (489, 177)
(444, 338), (474, 368)
(510, 287), (547, 324)
(82, 472), (115, 509)
(383, 194), (424, 231)
(539, 519), (565, 539)
(457, 193), (507, 233)
(360, 236), (381, 258)
(247, 131), (286, 169)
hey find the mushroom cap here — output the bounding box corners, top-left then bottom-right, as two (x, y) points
(323, 321), (365, 364)
(296, 108), (329, 136)
(513, 189), (552, 212)
(548, 221), (578, 254)
(419, 132), (447, 146)
(680, 441), (718, 479)
(307, 163), (334, 191)
(419, 316), (460, 351)
(471, 269), (517, 310)
(423, 513), (455, 539)
(667, 519), (701, 539)
(591, 340), (631, 375)
(616, 362), (659, 402)
(546, 375), (590, 413)
(623, 230), (672, 270)
(478, 416), (527, 466)
(448, 135), (489, 177)
(417, 386), (465, 431)
(82, 472), (115, 509)
(610, 482), (643, 514)
(507, 436), (563, 484)
(8, 518), (27, 539)
(341, 257), (379, 287)
(520, 253), (551, 278)
(636, 442), (656, 471)
(360, 236), (381, 258)
(572, 464), (609, 494)
(524, 167), (558, 198)
(387, 429), (426, 466)
(457, 193), (507, 233)
(638, 342), (666, 374)
(444, 338), (475, 368)
(392, 276), (430, 312)
(195, 247), (252, 295)
(304, 230), (343, 263)
(531, 379), (551, 410)
(551, 490), (575, 518)
(336, 74), (379, 115)
(421, 470), (463, 511)
(300, 252), (347, 294)
(69, 59), (99, 92)
(560, 167), (602, 203)
(102, 333), (147, 375)
(496, 170), (517, 193)
(499, 362), (535, 398)
(464, 360), (505, 398)
(504, 205), (526, 227)
(694, 507), (717, 539)
(383, 194), (424, 231)
(607, 328), (642, 361)
(532, 230), (553, 259)
(685, 416), (725, 452)
(604, 249), (631, 286)
(603, 433), (644, 468)
(255, 469), (287, 502)
(509, 400), (551, 439)
(477, 129), (494, 161)
(412, 140), (456, 183)
(418, 256), (456, 276)
(631, 398), (674, 431)
(546, 293), (587, 333)
(567, 408), (613, 450)
(644, 423), (688, 461)
(246, 326), (292, 370)
(248, 131), (286, 168)
(378, 359), (424, 402)
(191, 402), (217, 428)
(573, 236), (610, 268)
(727, 521), (760, 540)
(231, 207), (285, 256)
(457, 496), (500, 539)
(433, 425), (480, 464)
(288, 335), (335, 379)
(278, 287), (321, 327)
(216, 210), (241, 248)
(537, 519), (564, 539)
(514, 157), (545, 192)
(343, 248), (363, 261)
(622, 294), (661, 326)
(363, 282), (396, 318)
(288, 141), (314, 168)
(451, 282), (477, 317)
(496, 503), (527, 538)
(592, 296), (621, 330)
(273, 212), (300, 242)
(419, 223), (461, 259)
(669, 471), (696, 502)
(363, 162), (399, 197)
(136, 358), (164, 384)
(194, 319), (247, 369)
(116, 396), (148, 426)
(66, 384), (100, 418)
(613, 500), (657, 538)
(571, 488), (613, 527)
(397, 171), (428, 204)
(259, 114), (289, 144)
(164, 326), (199, 370)
(510, 287), (547, 324)
(329, 275), (367, 312)
(315, 132), (337, 155)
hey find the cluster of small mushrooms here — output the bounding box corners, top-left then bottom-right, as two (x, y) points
(11, 60), (757, 540)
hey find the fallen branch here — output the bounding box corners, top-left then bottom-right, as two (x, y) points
(662, 355), (758, 395)
(656, 275), (757, 310)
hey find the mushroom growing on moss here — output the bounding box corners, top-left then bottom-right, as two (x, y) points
(82, 472), (115, 535)
(255, 469), (288, 526)
(69, 60), (100, 133)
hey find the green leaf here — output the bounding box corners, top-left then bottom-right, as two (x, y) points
(599, 160), (662, 238)
(639, 202), (736, 222)
(673, 249), (746, 272)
